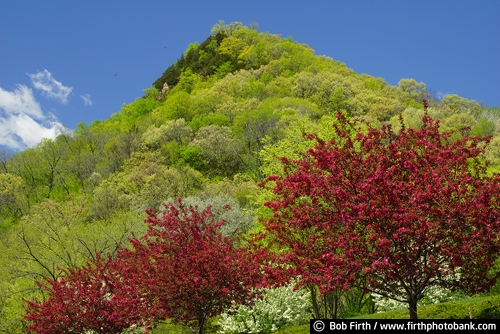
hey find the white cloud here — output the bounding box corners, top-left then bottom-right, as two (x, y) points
(0, 84), (44, 119)
(81, 94), (92, 106)
(0, 113), (61, 150)
(28, 69), (72, 104)
(0, 83), (64, 151)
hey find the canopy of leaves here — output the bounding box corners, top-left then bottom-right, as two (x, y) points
(24, 200), (264, 334)
(259, 112), (500, 319)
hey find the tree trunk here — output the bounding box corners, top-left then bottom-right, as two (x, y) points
(196, 314), (206, 334)
(324, 291), (338, 319)
(310, 286), (321, 319)
(408, 297), (418, 319)
(310, 287), (339, 319)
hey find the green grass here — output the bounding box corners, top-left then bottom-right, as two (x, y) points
(148, 295), (500, 333)
(273, 294), (500, 334)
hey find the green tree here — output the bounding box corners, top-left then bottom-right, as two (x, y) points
(0, 149), (11, 173)
(171, 69), (202, 94)
(389, 107), (424, 132)
(259, 112), (341, 178)
(184, 42), (200, 57)
(190, 125), (242, 177)
(397, 78), (428, 102)
(210, 20), (243, 36)
(156, 90), (194, 122)
(190, 89), (229, 116)
(189, 113), (230, 132)
(232, 107), (283, 179)
(471, 117), (497, 137)
(118, 151), (207, 208)
(201, 173), (259, 209)
(1, 201), (146, 333)
(0, 173), (27, 222)
(350, 89), (401, 122)
(217, 35), (248, 61)
(484, 135), (500, 166)
(292, 71), (323, 99)
(440, 94), (481, 114)
(142, 119), (193, 150)
(115, 88), (161, 127)
(7, 148), (45, 208)
(163, 194), (256, 236)
(238, 42), (270, 69)
(160, 140), (182, 166)
(61, 130), (101, 194)
(440, 113), (477, 139)
(101, 127), (142, 175)
(215, 96), (259, 124)
(88, 175), (134, 221)
(36, 138), (70, 199)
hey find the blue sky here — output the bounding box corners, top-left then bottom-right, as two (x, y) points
(1, 0), (499, 151)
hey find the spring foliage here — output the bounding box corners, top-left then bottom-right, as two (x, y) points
(24, 200), (263, 334)
(259, 112), (500, 319)
(4, 22), (500, 331)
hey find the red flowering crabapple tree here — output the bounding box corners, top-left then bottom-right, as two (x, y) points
(24, 200), (263, 333)
(23, 255), (137, 334)
(260, 112), (500, 319)
(114, 199), (263, 334)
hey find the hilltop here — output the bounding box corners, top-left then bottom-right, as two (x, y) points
(1, 22), (499, 332)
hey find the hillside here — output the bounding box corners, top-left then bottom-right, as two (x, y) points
(1, 22), (500, 332)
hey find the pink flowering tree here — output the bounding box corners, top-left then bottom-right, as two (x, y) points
(23, 254), (139, 334)
(260, 111), (500, 319)
(112, 199), (263, 333)
(24, 200), (264, 333)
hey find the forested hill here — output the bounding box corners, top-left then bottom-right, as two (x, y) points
(1, 21), (500, 332)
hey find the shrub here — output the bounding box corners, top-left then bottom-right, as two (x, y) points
(218, 283), (311, 333)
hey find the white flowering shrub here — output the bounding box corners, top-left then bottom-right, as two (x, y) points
(121, 325), (147, 334)
(371, 294), (407, 312)
(87, 326), (146, 334)
(373, 285), (461, 313)
(218, 283), (311, 334)
(419, 285), (461, 305)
